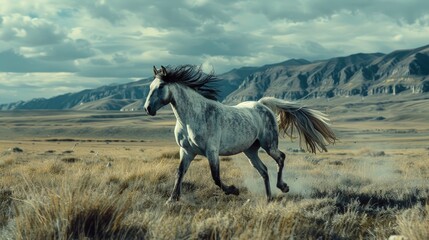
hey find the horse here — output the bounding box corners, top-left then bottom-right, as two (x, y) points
(144, 65), (336, 202)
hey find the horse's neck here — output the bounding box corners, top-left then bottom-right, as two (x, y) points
(170, 85), (207, 125)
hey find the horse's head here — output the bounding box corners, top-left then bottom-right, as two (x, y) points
(144, 66), (173, 116)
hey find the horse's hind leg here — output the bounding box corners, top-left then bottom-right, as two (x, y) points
(244, 142), (272, 201)
(206, 149), (239, 196)
(264, 145), (289, 193)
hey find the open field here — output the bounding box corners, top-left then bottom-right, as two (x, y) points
(1, 95), (429, 239)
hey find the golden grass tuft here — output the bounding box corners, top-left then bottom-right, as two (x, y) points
(48, 162), (65, 175)
(0, 188), (13, 228)
(0, 156), (15, 168)
(13, 180), (146, 239)
(396, 204), (429, 240)
(157, 151), (180, 160)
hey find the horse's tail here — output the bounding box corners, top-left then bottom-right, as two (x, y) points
(258, 97), (337, 153)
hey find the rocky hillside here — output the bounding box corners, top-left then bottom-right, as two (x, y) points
(0, 79), (152, 110)
(224, 45), (429, 103)
(1, 45), (428, 110)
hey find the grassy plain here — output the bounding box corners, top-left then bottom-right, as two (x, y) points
(0, 94), (428, 239)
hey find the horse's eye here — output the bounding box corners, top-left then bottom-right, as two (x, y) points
(159, 85), (165, 90)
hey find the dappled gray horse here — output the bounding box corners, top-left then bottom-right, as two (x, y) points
(144, 65), (336, 202)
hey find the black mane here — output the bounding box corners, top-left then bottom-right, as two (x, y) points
(159, 65), (220, 101)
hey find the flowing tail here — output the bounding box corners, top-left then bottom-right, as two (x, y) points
(259, 97), (337, 153)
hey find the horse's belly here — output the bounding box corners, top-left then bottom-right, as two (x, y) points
(219, 131), (257, 156)
(219, 144), (254, 156)
(218, 109), (260, 155)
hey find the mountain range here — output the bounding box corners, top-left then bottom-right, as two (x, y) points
(1, 44), (428, 110)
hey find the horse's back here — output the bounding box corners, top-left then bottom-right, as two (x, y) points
(234, 101), (276, 121)
(233, 100), (279, 146)
(234, 100), (259, 108)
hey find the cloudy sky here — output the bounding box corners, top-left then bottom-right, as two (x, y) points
(1, 0), (428, 103)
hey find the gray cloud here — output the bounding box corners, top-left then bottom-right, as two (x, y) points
(39, 39), (95, 61)
(80, 2), (123, 24)
(271, 41), (343, 61)
(0, 0), (429, 103)
(0, 49), (76, 72)
(113, 0), (234, 30)
(250, 0), (429, 23)
(169, 29), (262, 57)
(78, 63), (144, 78)
(0, 14), (66, 46)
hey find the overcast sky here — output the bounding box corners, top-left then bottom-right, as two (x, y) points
(1, 0), (428, 103)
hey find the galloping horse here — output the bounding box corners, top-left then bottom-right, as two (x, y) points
(144, 65), (336, 202)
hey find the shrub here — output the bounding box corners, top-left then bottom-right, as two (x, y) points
(61, 157), (80, 163)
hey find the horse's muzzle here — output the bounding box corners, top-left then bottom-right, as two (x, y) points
(145, 106), (156, 116)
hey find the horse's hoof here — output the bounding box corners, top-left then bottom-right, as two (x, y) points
(278, 183), (289, 193)
(226, 185), (240, 195)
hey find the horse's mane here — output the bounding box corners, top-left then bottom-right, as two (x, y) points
(160, 65), (220, 101)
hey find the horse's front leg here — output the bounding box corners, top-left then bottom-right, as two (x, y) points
(206, 149), (239, 196)
(167, 147), (196, 203)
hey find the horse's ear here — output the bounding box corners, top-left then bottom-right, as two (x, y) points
(153, 66), (158, 76)
(161, 65), (167, 76)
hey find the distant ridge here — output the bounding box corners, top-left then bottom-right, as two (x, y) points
(0, 78), (152, 111)
(1, 45), (429, 110)
(224, 45), (429, 103)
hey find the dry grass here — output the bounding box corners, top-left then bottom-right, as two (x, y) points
(0, 139), (427, 240)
